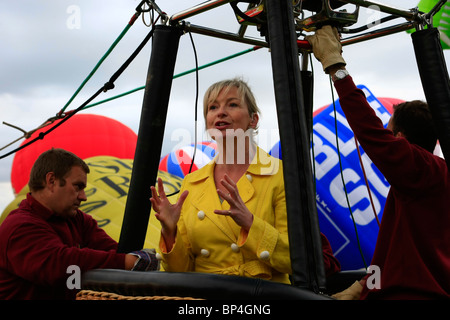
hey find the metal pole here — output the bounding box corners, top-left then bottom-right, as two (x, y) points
(265, 0), (326, 292)
(343, 0), (419, 21)
(185, 23), (269, 48)
(117, 25), (182, 253)
(170, 0), (233, 23)
(341, 22), (414, 46)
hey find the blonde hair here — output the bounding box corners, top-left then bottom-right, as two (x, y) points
(203, 78), (261, 129)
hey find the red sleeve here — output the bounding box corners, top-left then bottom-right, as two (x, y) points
(321, 233), (341, 277)
(4, 215), (126, 286)
(77, 211), (119, 251)
(334, 76), (443, 193)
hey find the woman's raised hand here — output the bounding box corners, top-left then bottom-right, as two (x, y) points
(150, 177), (188, 250)
(214, 174), (254, 232)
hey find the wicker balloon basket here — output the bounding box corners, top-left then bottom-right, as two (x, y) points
(76, 289), (202, 300)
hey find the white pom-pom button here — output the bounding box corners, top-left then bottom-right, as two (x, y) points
(197, 210), (205, 220)
(231, 243), (240, 253)
(259, 250), (270, 260)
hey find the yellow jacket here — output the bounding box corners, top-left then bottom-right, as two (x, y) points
(159, 147), (291, 284)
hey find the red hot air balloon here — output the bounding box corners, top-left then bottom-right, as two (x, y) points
(10, 114), (138, 194)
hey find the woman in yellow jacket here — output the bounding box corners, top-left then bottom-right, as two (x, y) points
(151, 78), (339, 284)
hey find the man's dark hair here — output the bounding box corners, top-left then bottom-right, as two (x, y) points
(28, 148), (90, 191)
(391, 100), (438, 153)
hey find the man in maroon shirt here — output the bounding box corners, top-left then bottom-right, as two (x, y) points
(0, 148), (158, 299)
(307, 26), (450, 299)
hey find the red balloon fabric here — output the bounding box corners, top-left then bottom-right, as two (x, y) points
(10, 114), (137, 194)
(376, 97), (405, 115)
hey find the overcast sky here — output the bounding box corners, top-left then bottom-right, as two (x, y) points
(1, 0), (448, 212)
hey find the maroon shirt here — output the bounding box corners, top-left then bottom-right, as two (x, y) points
(321, 233), (341, 277)
(335, 76), (450, 299)
(0, 193), (126, 299)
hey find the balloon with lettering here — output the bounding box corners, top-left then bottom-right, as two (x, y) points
(1, 156), (183, 251)
(159, 141), (217, 178)
(270, 85), (399, 270)
(10, 114), (138, 195)
(1, 114), (183, 256)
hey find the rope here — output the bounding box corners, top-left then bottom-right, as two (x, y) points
(58, 11), (141, 116)
(0, 6), (146, 154)
(0, 15), (160, 160)
(0, 87), (105, 160)
(187, 30), (199, 175)
(81, 46), (262, 111)
(329, 76), (368, 270)
(0, 46), (261, 155)
(354, 136), (381, 227)
(76, 289), (203, 300)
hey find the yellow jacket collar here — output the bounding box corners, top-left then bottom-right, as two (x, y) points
(187, 147), (280, 184)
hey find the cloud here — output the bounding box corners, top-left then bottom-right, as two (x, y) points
(0, 0), (448, 200)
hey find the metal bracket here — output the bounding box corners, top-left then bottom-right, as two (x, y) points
(295, 0), (360, 31)
(421, 0), (448, 29)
